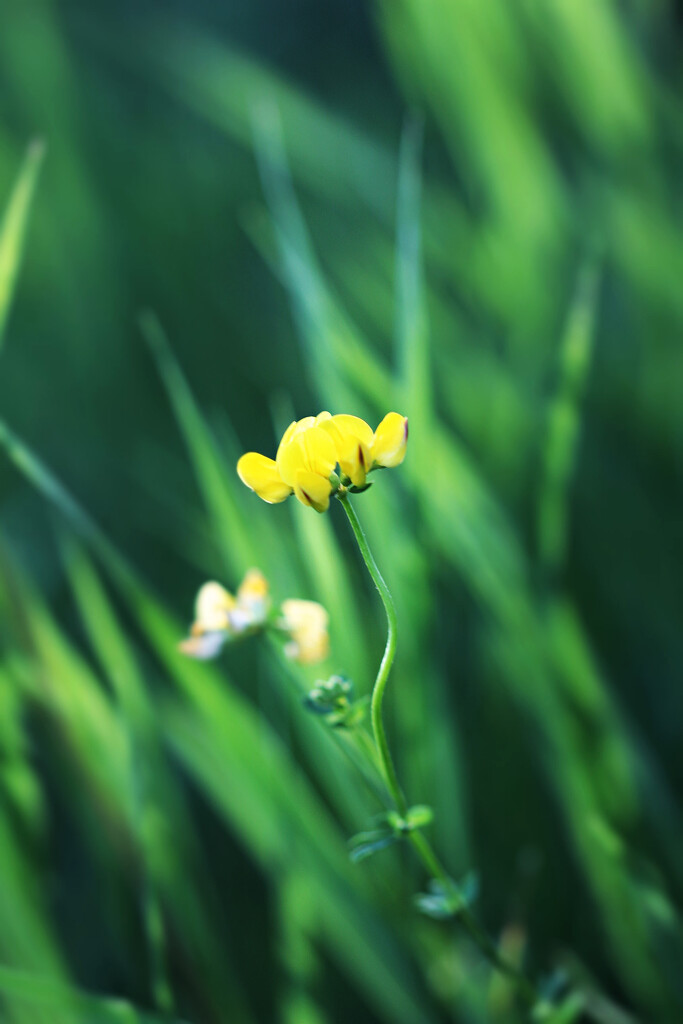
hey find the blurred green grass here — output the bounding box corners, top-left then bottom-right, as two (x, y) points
(0, 1), (683, 1021)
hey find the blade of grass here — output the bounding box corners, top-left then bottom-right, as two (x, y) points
(60, 536), (174, 1016)
(139, 310), (306, 598)
(59, 537), (256, 1024)
(0, 140), (45, 350)
(393, 109), (468, 866)
(139, 310), (257, 575)
(0, 965), (192, 1024)
(537, 256), (600, 588)
(395, 112), (430, 428)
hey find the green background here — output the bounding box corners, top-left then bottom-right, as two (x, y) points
(0, 1), (682, 1021)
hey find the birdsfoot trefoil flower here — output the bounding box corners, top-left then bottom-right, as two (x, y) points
(237, 411), (408, 511)
(179, 568), (270, 659)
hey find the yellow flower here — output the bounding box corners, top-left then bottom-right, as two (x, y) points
(370, 412), (410, 469)
(317, 413), (373, 488)
(237, 411), (408, 510)
(179, 568), (270, 660)
(280, 599), (330, 665)
(275, 414), (338, 512)
(234, 453), (292, 504)
(319, 411), (409, 488)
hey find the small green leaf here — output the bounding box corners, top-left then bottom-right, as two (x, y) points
(532, 990), (585, 1024)
(459, 871), (479, 906)
(338, 695), (369, 728)
(415, 872), (479, 920)
(348, 827), (400, 863)
(414, 892), (455, 920)
(349, 834), (398, 863)
(537, 968), (569, 1005)
(381, 804), (434, 835)
(405, 804), (434, 829)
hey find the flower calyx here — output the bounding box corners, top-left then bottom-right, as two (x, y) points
(303, 675), (368, 728)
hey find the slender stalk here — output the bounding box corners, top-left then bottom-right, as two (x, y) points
(337, 490), (536, 1006)
(408, 829), (536, 1003)
(337, 492), (407, 816)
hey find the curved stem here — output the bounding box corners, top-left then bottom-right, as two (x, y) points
(338, 493), (407, 816)
(408, 830), (535, 1003)
(337, 491), (537, 1006)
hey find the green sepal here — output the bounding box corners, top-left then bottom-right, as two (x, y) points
(349, 481), (373, 493)
(303, 675), (353, 715)
(303, 695), (337, 716)
(330, 694), (369, 729)
(303, 677), (368, 729)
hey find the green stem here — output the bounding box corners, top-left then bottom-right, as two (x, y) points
(338, 493), (407, 816)
(337, 491), (536, 1007)
(408, 829), (535, 1003)
(336, 729), (389, 806)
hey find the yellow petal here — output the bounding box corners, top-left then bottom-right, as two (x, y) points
(237, 568), (269, 605)
(237, 452), (292, 503)
(236, 569), (270, 624)
(329, 414), (373, 448)
(293, 415), (316, 435)
(371, 413), (408, 468)
(276, 437), (305, 486)
(277, 420), (298, 451)
(278, 426), (336, 486)
(293, 468), (333, 512)
(276, 417), (315, 465)
(195, 581), (235, 632)
(276, 419), (319, 484)
(319, 414), (372, 486)
(281, 599), (330, 664)
(346, 440), (371, 487)
(179, 632), (226, 660)
(299, 425), (337, 477)
(281, 598), (328, 630)
(317, 417), (346, 454)
(284, 632), (330, 664)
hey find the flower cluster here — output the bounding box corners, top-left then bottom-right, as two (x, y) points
(178, 568), (270, 660)
(237, 411), (408, 513)
(179, 568), (329, 666)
